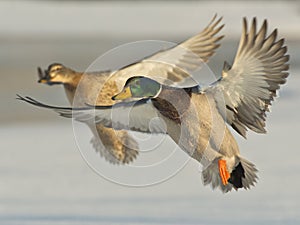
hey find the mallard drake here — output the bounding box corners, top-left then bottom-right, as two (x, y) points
(19, 17), (289, 192)
(31, 15), (223, 165)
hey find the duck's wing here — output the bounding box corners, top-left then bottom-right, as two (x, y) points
(89, 124), (139, 165)
(17, 95), (166, 134)
(112, 15), (224, 88)
(57, 73), (140, 164)
(208, 18), (289, 138)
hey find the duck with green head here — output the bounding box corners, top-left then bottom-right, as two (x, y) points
(19, 18), (289, 192)
(114, 76), (200, 125)
(112, 76), (162, 100)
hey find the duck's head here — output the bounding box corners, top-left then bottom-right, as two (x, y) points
(38, 63), (75, 85)
(112, 76), (162, 100)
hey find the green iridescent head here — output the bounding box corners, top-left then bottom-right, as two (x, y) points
(112, 76), (161, 100)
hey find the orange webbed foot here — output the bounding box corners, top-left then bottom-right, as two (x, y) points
(218, 159), (230, 185)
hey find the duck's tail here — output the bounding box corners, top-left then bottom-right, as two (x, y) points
(230, 156), (258, 190)
(202, 156), (258, 193)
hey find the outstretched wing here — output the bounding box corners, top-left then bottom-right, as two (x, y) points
(17, 95), (166, 134)
(89, 124), (139, 165)
(209, 18), (289, 138)
(111, 15), (224, 88)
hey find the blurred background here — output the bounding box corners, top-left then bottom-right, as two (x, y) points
(1, 0), (300, 224)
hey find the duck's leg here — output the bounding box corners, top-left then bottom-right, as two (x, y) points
(218, 159), (230, 185)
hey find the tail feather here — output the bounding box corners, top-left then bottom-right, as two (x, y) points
(228, 162), (245, 189)
(238, 157), (258, 189)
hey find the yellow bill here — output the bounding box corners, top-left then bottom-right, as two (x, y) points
(112, 87), (132, 100)
(38, 78), (48, 84)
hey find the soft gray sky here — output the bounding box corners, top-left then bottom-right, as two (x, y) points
(0, 0), (299, 39)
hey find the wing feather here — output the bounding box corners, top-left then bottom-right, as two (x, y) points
(111, 15), (224, 88)
(209, 18), (289, 138)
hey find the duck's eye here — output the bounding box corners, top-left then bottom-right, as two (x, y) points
(131, 84), (139, 88)
(131, 83), (140, 91)
(134, 80), (140, 86)
(51, 67), (61, 72)
(131, 81), (141, 90)
(49, 67), (61, 76)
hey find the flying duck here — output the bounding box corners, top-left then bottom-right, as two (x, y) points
(19, 17), (289, 192)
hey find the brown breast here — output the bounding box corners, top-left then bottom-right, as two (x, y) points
(152, 86), (192, 123)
